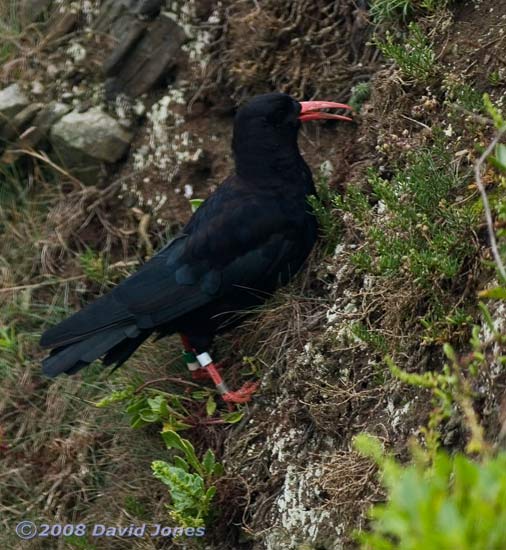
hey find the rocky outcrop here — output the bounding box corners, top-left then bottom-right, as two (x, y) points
(50, 107), (133, 183)
(97, 1), (185, 98)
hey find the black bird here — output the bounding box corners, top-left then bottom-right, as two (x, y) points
(40, 93), (352, 403)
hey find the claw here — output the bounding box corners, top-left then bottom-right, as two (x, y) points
(222, 381), (259, 404)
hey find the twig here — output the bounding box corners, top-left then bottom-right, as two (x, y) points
(12, 148), (82, 185)
(474, 128), (506, 281)
(0, 275), (85, 294)
(400, 114), (431, 131)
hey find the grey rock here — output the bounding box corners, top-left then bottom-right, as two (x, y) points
(0, 84), (30, 123)
(23, 102), (70, 147)
(1, 103), (44, 142)
(103, 15), (185, 98)
(103, 19), (147, 76)
(133, 0), (163, 18)
(96, 0), (162, 33)
(49, 107), (133, 183)
(95, 0), (136, 36)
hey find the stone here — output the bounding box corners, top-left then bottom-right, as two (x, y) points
(133, 0), (163, 19)
(103, 15), (186, 98)
(49, 107), (133, 183)
(102, 19), (147, 77)
(96, 0), (185, 98)
(96, 1), (162, 33)
(1, 103), (44, 143)
(95, 0), (136, 37)
(0, 84), (30, 123)
(22, 102), (70, 147)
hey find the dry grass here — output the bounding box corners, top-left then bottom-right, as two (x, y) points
(197, 0), (379, 103)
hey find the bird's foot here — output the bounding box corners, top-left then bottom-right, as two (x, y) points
(222, 380), (259, 404)
(191, 362), (224, 381)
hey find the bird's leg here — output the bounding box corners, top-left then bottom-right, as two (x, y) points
(180, 334), (201, 375)
(196, 351), (259, 405)
(180, 334), (223, 381)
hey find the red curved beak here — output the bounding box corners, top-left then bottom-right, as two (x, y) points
(298, 101), (353, 122)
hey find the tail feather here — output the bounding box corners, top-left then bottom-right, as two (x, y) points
(102, 332), (151, 369)
(42, 325), (140, 377)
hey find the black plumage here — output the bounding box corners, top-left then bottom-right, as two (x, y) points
(40, 93), (344, 378)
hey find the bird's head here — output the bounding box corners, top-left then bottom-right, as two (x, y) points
(232, 93), (352, 178)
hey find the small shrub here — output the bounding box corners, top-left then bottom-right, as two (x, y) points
(355, 434), (506, 550)
(308, 171), (343, 254)
(349, 82), (372, 113)
(152, 430), (223, 527)
(79, 248), (108, 285)
(334, 144), (477, 292)
(444, 80), (484, 113)
(375, 22), (435, 83)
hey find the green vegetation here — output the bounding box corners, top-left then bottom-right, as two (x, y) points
(350, 98), (506, 544)
(79, 248), (109, 285)
(308, 177), (342, 254)
(375, 22), (436, 83)
(446, 81), (486, 113)
(334, 142), (477, 297)
(370, 0), (451, 23)
(152, 430), (223, 527)
(96, 383), (243, 526)
(349, 82), (372, 113)
(355, 435), (506, 550)
(96, 383), (244, 430)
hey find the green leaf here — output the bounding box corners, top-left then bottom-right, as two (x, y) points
(173, 456), (190, 472)
(147, 395), (170, 418)
(94, 388), (133, 408)
(151, 461), (205, 512)
(202, 449), (216, 475)
(204, 485), (217, 504)
(189, 198), (205, 212)
(191, 390), (209, 400)
(206, 395), (217, 417)
(139, 411), (160, 423)
(161, 430), (187, 453)
(478, 286), (506, 300)
(221, 411), (244, 424)
(161, 430), (203, 475)
(495, 144), (506, 171)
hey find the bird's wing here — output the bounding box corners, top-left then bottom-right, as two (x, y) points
(40, 179), (300, 349)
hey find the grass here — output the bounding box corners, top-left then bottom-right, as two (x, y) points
(370, 0), (451, 23)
